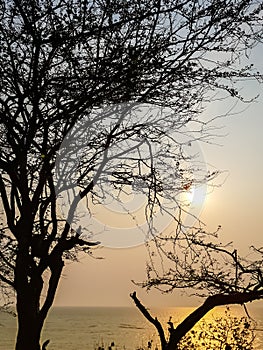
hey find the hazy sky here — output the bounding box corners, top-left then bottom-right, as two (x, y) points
(54, 45), (263, 308)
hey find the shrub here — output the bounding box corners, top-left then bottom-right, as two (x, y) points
(177, 308), (255, 350)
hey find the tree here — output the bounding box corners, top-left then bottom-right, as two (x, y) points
(131, 304), (255, 350)
(177, 307), (255, 350)
(0, 0), (262, 349)
(131, 238), (263, 349)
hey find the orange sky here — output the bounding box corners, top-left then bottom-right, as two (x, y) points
(54, 45), (263, 308)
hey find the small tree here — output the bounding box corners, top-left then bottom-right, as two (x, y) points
(131, 237), (263, 349)
(0, 1), (262, 349)
(131, 306), (255, 350)
(177, 308), (255, 350)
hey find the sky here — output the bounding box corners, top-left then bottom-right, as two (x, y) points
(54, 45), (263, 308)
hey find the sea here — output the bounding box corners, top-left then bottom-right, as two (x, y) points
(0, 306), (263, 350)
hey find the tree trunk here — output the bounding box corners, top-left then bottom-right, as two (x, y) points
(16, 313), (42, 350)
(14, 215), (65, 350)
(15, 284), (44, 350)
(15, 255), (64, 350)
(14, 233), (44, 350)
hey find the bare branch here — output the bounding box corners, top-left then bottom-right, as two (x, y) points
(130, 291), (167, 349)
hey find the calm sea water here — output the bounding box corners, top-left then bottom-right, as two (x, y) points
(0, 306), (262, 350)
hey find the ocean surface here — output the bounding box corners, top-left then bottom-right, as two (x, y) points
(0, 306), (262, 350)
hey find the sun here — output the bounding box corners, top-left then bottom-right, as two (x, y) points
(181, 182), (207, 208)
(185, 187), (195, 204)
(182, 181), (195, 204)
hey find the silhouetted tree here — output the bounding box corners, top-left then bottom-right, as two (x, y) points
(177, 307), (255, 350)
(131, 239), (263, 349)
(130, 298), (256, 350)
(0, 0), (262, 349)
